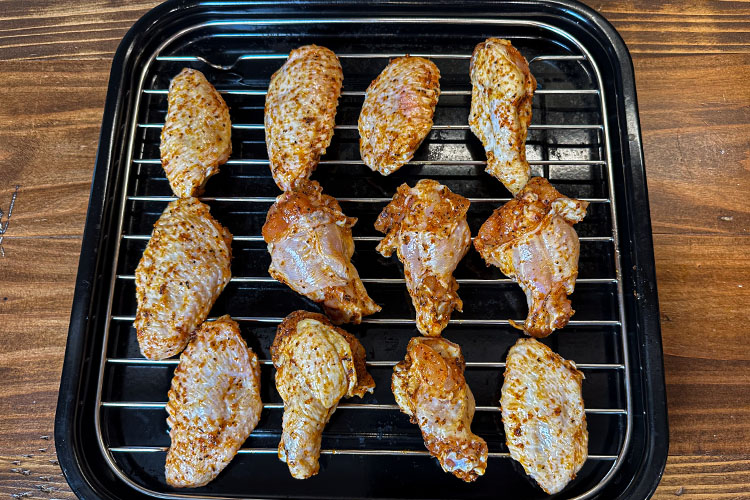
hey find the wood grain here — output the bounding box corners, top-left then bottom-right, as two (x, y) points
(653, 455), (750, 499)
(655, 235), (750, 362)
(0, 61), (114, 238)
(636, 53), (750, 237)
(0, 0), (158, 62)
(0, 238), (80, 500)
(0, 0), (748, 498)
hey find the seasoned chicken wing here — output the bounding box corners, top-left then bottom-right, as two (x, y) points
(392, 336), (488, 482)
(265, 45), (343, 191)
(161, 68), (232, 198)
(501, 338), (588, 494)
(272, 311), (375, 479)
(469, 38), (536, 194)
(165, 315), (262, 488)
(135, 198), (232, 359)
(262, 179), (380, 324)
(374, 179), (470, 336)
(474, 177), (587, 337)
(359, 56), (441, 175)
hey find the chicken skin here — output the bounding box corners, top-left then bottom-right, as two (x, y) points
(359, 56), (441, 175)
(161, 68), (232, 198)
(501, 338), (588, 494)
(272, 311), (375, 479)
(135, 198), (232, 359)
(262, 179), (380, 324)
(265, 45), (343, 191)
(469, 38), (536, 195)
(374, 179), (471, 336)
(165, 315), (262, 488)
(474, 177), (588, 337)
(392, 336), (488, 482)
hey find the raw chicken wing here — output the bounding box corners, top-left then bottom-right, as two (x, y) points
(374, 179), (470, 336)
(359, 56), (441, 175)
(165, 315), (262, 488)
(265, 45), (343, 190)
(135, 198), (232, 359)
(474, 177), (587, 337)
(262, 179), (380, 324)
(501, 338), (588, 494)
(392, 336), (488, 482)
(469, 38), (536, 194)
(161, 68), (232, 198)
(272, 310), (375, 479)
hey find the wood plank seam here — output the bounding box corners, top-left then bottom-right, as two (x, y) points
(0, 185), (20, 257)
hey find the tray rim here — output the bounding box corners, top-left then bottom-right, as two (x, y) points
(55, 1), (669, 499)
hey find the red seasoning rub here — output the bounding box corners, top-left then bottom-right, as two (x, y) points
(501, 338), (588, 494)
(135, 198), (232, 359)
(392, 336), (488, 482)
(265, 45), (343, 191)
(262, 180), (380, 324)
(272, 311), (375, 479)
(161, 68), (232, 198)
(474, 177), (588, 337)
(359, 56), (441, 175)
(469, 38), (536, 194)
(375, 179), (471, 336)
(165, 315), (262, 488)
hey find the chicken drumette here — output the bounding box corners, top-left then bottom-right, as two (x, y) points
(469, 38), (536, 195)
(265, 45), (343, 191)
(165, 315), (262, 488)
(135, 198), (232, 360)
(501, 337), (588, 494)
(392, 336), (488, 482)
(262, 180), (380, 324)
(272, 310), (375, 479)
(161, 68), (232, 198)
(359, 56), (441, 175)
(474, 177), (588, 337)
(374, 179), (470, 336)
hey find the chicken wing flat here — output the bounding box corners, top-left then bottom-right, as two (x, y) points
(262, 179), (380, 324)
(135, 198), (232, 359)
(161, 68), (232, 198)
(469, 38), (536, 195)
(374, 179), (470, 336)
(272, 310), (375, 479)
(392, 336), (488, 482)
(265, 45), (343, 191)
(359, 56), (441, 175)
(474, 177), (588, 337)
(165, 315), (262, 488)
(501, 338), (588, 494)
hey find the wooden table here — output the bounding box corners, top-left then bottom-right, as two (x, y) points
(1, 1), (748, 498)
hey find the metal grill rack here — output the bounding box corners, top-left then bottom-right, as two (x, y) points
(92, 15), (632, 500)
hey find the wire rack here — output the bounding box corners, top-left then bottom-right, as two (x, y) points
(93, 15), (631, 500)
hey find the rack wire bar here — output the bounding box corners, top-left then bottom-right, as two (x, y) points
(115, 274), (618, 285)
(143, 88), (600, 96)
(126, 195), (611, 204)
(137, 122), (603, 131)
(109, 315), (621, 326)
(121, 234), (615, 243)
(131, 158), (607, 166)
(105, 358), (626, 370)
(156, 53), (587, 62)
(107, 446), (618, 460)
(93, 16), (632, 500)
(101, 401), (627, 415)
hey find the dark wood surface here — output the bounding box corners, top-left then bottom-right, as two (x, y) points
(0, 1), (748, 498)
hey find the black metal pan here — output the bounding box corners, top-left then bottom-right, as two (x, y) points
(56, 1), (668, 498)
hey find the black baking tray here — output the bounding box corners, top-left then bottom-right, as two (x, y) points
(56, 1), (668, 499)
